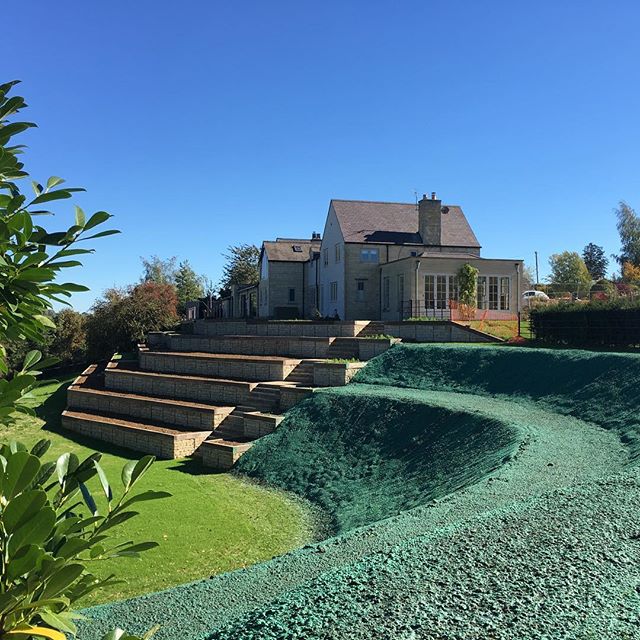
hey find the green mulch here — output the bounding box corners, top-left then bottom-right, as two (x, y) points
(79, 345), (640, 639)
(7, 376), (315, 607)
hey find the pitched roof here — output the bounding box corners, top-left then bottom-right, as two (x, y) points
(330, 199), (481, 248)
(263, 238), (322, 262)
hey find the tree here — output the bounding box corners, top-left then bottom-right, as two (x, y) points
(175, 260), (204, 314)
(219, 244), (260, 291)
(0, 80), (118, 424)
(140, 255), (177, 285)
(622, 261), (640, 285)
(548, 251), (592, 297)
(457, 263), (478, 321)
(614, 201), (640, 267)
(522, 264), (535, 289)
(49, 308), (87, 366)
(0, 440), (168, 639)
(582, 243), (609, 280)
(86, 282), (178, 360)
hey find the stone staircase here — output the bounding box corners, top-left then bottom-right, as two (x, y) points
(62, 320), (400, 470)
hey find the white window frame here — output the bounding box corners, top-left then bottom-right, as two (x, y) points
(330, 281), (338, 302)
(360, 248), (379, 263)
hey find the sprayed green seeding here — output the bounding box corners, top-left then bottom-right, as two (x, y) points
(80, 345), (640, 639)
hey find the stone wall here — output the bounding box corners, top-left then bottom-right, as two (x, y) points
(313, 362), (366, 387)
(382, 321), (496, 343)
(357, 338), (401, 360)
(191, 320), (369, 338)
(105, 367), (255, 406)
(200, 440), (253, 471)
(67, 387), (229, 430)
(62, 412), (210, 459)
(139, 350), (297, 382)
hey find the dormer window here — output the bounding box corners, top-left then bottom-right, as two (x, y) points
(292, 245), (302, 252)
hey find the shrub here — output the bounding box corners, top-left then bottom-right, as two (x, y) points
(530, 299), (640, 346)
(0, 440), (169, 639)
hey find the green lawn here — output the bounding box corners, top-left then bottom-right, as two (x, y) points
(8, 376), (315, 607)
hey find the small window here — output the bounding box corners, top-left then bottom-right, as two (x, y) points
(410, 251), (418, 257)
(335, 243), (341, 263)
(360, 248), (379, 263)
(356, 280), (365, 302)
(288, 288), (296, 302)
(323, 248), (328, 266)
(330, 281), (338, 301)
(292, 245), (302, 253)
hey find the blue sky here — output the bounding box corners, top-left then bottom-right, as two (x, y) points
(5, 1), (640, 310)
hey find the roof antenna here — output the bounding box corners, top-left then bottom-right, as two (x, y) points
(413, 190), (418, 209)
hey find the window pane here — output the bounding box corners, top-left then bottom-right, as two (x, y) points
(436, 275), (447, 309)
(500, 277), (510, 310)
(489, 276), (498, 310)
(448, 275), (459, 302)
(424, 275), (435, 310)
(477, 276), (487, 309)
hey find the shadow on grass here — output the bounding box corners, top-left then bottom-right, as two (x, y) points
(37, 382), (139, 461)
(167, 457), (226, 476)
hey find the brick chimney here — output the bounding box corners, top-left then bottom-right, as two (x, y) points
(418, 192), (442, 245)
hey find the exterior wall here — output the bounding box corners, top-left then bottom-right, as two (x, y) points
(319, 206), (346, 318)
(380, 256), (523, 321)
(258, 255), (269, 317)
(343, 243), (429, 321)
(306, 256), (320, 316)
(265, 261), (306, 318)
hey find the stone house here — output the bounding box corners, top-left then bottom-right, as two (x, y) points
(258, 234), (322, 319)
(316, 193), (523, 321)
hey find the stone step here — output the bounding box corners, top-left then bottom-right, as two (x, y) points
(139, 349), (299, 382)
(67, 385), (233, 431)
(104, 364), (257, 407)
(165, 333), (361, 359)
(61, 410), (212, 460)
(200, 438), (253, 471)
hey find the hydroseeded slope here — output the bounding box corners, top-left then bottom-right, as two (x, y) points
(80, 345), (640, 639)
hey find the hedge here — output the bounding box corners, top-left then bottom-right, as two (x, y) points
(530, 302), (640, 346)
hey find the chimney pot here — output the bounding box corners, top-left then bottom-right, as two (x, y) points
(422, 193), (427, 200)
(431, 192), (436, 200)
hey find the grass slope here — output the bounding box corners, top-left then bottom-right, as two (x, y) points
(236, 387), (518, 533)
(80, 345), (640, 639)
(8, 377), (313, 606)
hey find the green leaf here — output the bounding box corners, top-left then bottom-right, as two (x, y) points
(6, 544), (44, 581)
(22, 349), (42, 371)
(93, 460), (112, 502)
(119, 490), (171, 510)
(30, 187), (85, 205)
(121, 455), (155, 492)
(2, 489), (47, 533)
(74, 205), (85, 227)
(84, 210), (112, 230)
(41, 563), (84, 599)
(56, 452), (79, 486)
(8, 505), (56, 555)
(2, 450), (41, 499)
(79, 481), (97, 515)
(46, 176), (65, 189)
(81, 229), (121, 240)
(31, 439), (52, 458)
(34, 314), (56, 329)
(39, 608), (78, 635)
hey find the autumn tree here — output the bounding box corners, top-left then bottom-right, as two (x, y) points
(582, 243), (608, 280)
